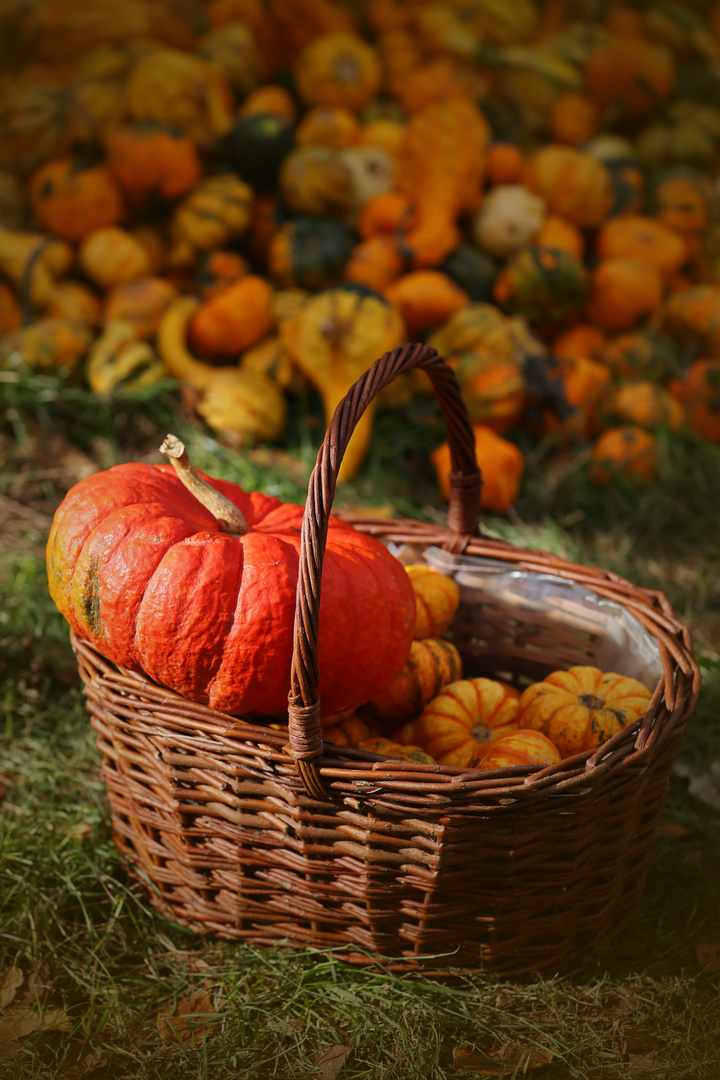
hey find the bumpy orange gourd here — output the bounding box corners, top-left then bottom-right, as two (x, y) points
(405, 678), (520, 768)
(189, 275), (274, 357)
(366, 638), (462, 723)
(404, 565), (461, 640)
(552, 324), (606, 360)
(476, 730), (561, 770)
(395, 97), (490, 267)
(522, 146), (611, 229)
(343, 235), (405, 293)
(590, 426), (658, 484)
(517, 666), (652, 758)
(79, 227), (152, 291)
(598, 381), (684, 431)
(384, 271), (469, 336)
(544, 356), (611, 439)
(105, 122), (201, 201)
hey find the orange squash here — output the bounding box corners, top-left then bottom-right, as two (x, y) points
(598, 381), (684, 431)
(432, 425), (524, 514)
(585, 36), (675, 118)
(356, 119), (406, 157)
(104, 277), (178, 339)
(46, 281), (102, 325)
(343, 235), (404, 293)
(664, 286), (720, 353)
(534, 215), (584, 259)
(238, 85), (298, 123)
(189, 275), (274, 357)
(357, 191), (416, 239)
(295, 32), (382, 113)
(384, 271), (469, 336)
(296, 105), (359, 148)
(522, 146), (612, 229)
(591, 426), (659, 484)
(197, 251), (249, 301)
(549, 92), (598, 146)
(670, 359), (720, 442)
(599, 330), (678, 383)
(586, 258), (664, 332)
(517, 666), (652, 757)
(476, 730), (562, 770)
(404, 565), (461, 641)
(366, 638), (462, 724)
(651, 174), (712, 240)
(0, 283), (21, 333)
(544, 356), (612, 439)
(596, 215), (688, 283)
(30, 158), (124, 243)
(395, 98), (490, 267)
(552, 323), (606, 360)
(1, 318), (92, 373)
(105, 122), (201, 202)
(452, 351), (525, 432)
(78, 226), (152, 290)
(485, 142), (524, 186)
(405, 677), (520, 768)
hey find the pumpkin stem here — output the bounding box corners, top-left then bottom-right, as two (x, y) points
(159, 434), (248, 536)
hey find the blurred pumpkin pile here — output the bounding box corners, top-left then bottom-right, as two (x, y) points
(1, 0), (720, 500)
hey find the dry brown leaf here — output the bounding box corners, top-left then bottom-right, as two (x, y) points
(0, 966), (24, 1009)
(0, 1007), (70, 1061)
(70, 823), (93, 842)
(316, 1042), (354, 1080)
(656, 821), (695, 840)
(695, 940), (720, 972)
(61, 1047), (108, 1076)
(453, 1045), (554, 1074)
(156, 991), (220, 1045)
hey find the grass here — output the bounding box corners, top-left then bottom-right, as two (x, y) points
(1, 378), (720, 1079)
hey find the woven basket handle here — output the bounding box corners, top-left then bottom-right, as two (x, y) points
(287, 342), (481, 800)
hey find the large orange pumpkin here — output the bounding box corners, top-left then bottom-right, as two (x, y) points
(46, 446), (416, 718)
(404, 677), (520, 767)
(517, 666), (652, 758)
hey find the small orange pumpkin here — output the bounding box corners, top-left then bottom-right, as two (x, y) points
(590, 426), (658, 484)
(295, 32), (382, 113)
(365, 638), (462, 724)
(452, 351), (526, 432)
(105, 122), (201, 202)
(343, 235), (405, 293)
(595, 215), (688, 283)
(404, 565), (461, 641)
(534, 215), (584, 259)
(584, 36), (675, 118)
(238, 85), (298, 123)
(544, 356), (612, 440)
(549, 92), (598, 146)
(485, 142), (524, 187)
(322, 713), (380, 746)
(432, 425), (524, 514)
(670, 359), (720, 442)
(357, 738), (436, 764)
(30, 158), (124, 243)
(189, 275), (274, 357)
(552, 323), (606, 360)
(664, 286), (720, 353)
(1, 318), (92, 372)
(296, 105), (359, 148)
(476, 730), (561, 770)
(357, 191), (415, 239)
(585, 257), (664, 332)
(517, 666), (652, 758)
(522, 146), (612, 229)
(197, 250), (249, 301)
(46, 280), (102, 325)
(384, 271), (469, 336)
(405, 677), (520, 768)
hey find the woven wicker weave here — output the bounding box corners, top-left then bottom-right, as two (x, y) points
(72, 343), (700, 975)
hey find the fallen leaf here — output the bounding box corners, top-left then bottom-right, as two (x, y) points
(62, 1047), (108, 1076)
(316, 1042), (353, 1080)
(0, 1007), (70, 1061)
(156, 992), (220, 1045)
(453, 1045), (554, 1074)
(674, 762), (720, 810)
(0, 966), (23, 1009)
(695, 940), (720, 972)
(70, 823), (93, 842)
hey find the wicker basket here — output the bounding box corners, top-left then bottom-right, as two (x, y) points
(72, 343), (700, 976)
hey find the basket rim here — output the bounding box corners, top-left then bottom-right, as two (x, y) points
(71, 521), (700, 807)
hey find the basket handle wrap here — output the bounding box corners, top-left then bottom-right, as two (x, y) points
(287, 342), (481, 800)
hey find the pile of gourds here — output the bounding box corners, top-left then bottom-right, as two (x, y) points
(321, 563), (653, 766)
(1, 0), (720, 503)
